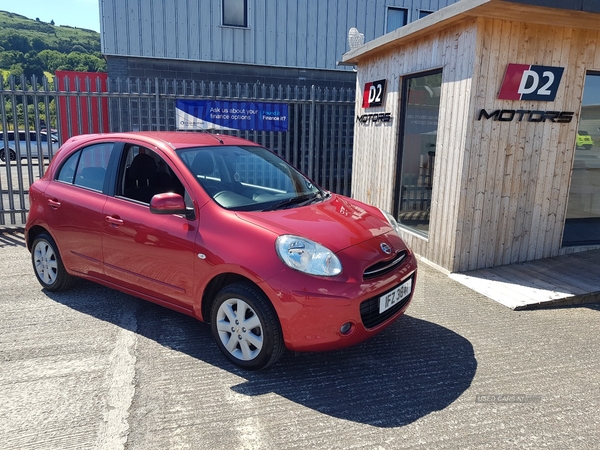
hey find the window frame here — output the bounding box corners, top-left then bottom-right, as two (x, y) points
(386, 7), (408, 34)
(562, 70), (600, 246)
(55, 142), (117, 193)
(222, 0), (248, 28)
(393, 68), (443, 238)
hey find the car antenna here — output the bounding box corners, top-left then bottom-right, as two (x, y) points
(201, 130), (224, 145)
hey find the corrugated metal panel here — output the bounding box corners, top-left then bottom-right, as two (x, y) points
(275, 1), (286, 65)
(296, 1), (308, 67)
(187, 1), (199, 60)
(100, 0), (460, 70)
(165, 0), (178, 58)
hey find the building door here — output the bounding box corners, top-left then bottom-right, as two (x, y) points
(393, 70), (442, 236)
(563, 72), (600, 246)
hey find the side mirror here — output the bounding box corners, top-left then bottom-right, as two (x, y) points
(150, 192), (192, 217)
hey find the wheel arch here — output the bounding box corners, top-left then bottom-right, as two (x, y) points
(26, 224), (51, 251)
(201, 273), (261, 323)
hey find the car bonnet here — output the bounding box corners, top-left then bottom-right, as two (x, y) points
(236, 194), (393, 253)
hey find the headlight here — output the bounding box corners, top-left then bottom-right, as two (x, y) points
(379, 209), (402, 236)
(275, 235), (342, 276)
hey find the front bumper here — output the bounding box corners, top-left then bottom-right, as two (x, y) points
(260, 246), (418, 352)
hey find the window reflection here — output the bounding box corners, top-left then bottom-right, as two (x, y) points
(564, 73), (600, 245)
(394, 71), (442, 236)
(223, 0), (247, 27)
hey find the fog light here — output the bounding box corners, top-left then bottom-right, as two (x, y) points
(339, 322), (353, 335)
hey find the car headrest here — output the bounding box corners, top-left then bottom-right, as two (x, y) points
(127, 153), (158, 185)
(191, 152), (215, 176)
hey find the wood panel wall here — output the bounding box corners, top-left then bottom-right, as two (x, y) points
(352, 19), (478, 271)
(353, 16), (600, 272)
(457, 19), (600, 272)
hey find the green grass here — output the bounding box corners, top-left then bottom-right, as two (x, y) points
(0, 10), (100, 53)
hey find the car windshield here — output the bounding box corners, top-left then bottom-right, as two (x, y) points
(178, 145), (326, 211)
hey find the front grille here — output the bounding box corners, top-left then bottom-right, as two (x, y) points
(360, 276), (413, 329)
(363, 250), (407, 280)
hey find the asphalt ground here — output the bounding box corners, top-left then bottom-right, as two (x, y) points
(1, 227), (599, 450)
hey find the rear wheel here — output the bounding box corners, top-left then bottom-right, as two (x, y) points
(0, 148), (16, 162)
(211, 282), (284, 370)
(31, 233), (75, 291)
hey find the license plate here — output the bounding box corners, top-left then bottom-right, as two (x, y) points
(379, 278), (412, 314)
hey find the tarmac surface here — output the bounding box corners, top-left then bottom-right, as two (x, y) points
(1, 227), (599, 449)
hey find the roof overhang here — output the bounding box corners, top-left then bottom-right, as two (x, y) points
(341, 0), (600, 65)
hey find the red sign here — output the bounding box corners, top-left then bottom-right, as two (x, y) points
(498, 64), (564, 102)
(55, 70), (109, 143)
(362, 79), (387, 108)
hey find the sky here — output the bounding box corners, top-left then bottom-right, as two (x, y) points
(0, 0), (100, 32)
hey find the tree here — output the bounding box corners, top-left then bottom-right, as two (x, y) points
(22, 51), (45, 81)
(71, 44), (87, 53)
(38, 50), (66, 73)
(0, 30), (32, 53)
(0, 51), (25, 68)
(31, 37), (47, 52)
(8, 63), (24, 78)
(65, 52), (106, 72)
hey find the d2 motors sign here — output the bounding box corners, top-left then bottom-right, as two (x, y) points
(498, 64), (564, 101)
(362, 79), (386, 108)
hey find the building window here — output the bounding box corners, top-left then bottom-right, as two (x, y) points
(222, 0), (247, 27)
(419, 10), (433, 19)
(386, 7), (407, 33)
(563, 72), (600, 246)
(393, 70), (443, 237)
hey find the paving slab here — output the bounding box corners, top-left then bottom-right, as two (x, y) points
(1, 228), (600, 449)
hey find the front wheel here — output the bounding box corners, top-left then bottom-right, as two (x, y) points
(211, 283), (284, 370)
(31, 233), (75, 291)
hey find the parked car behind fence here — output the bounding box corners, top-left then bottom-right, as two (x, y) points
(0, 130), (59, 162)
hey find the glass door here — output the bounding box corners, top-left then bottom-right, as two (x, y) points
(563, 72), (600, 246)
(393, 70), (442, 236)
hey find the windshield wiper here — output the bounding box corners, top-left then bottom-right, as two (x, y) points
(262, 193), (320, 211)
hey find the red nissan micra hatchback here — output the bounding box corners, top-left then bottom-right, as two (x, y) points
(25, 132), (417, 369)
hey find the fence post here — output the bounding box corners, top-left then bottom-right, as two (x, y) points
(308, 85), (316, 179)
(155, 78), (160, 131)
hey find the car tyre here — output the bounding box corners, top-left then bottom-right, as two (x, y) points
(211, 282), (284, 370)
(31, 233), (75, 291)
(0, 149), (16, 162)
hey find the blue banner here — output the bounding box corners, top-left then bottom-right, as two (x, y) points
(176, 99), (288, 132)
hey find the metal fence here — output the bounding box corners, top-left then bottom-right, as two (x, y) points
(0, 73), (355, 226)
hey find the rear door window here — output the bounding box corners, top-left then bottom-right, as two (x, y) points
(56, 143), (115, 192)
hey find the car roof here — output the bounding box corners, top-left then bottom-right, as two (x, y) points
(93, 131), (261, 150)
(0, 130), (53, 135)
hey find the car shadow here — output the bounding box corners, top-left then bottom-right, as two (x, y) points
(45, 280), (477, 428)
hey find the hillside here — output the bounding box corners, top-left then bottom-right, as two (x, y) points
(0, 10), (105, 79)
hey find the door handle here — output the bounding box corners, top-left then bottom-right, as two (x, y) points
(47, 199), (61, 209)
(105, 215), (124, 226)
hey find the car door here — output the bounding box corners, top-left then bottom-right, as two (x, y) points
(101, 144), (197, 309)
(42, 141), (117, 277)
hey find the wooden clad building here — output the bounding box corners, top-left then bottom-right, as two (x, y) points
(342, 0), (600, 272)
